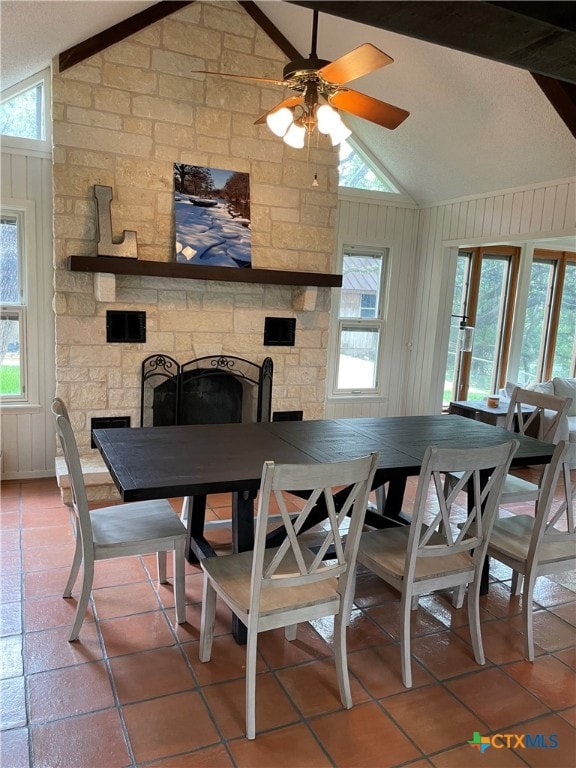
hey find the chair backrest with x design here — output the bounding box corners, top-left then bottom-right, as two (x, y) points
(532, 440), (576, 555)
(505, 387), (572, 442)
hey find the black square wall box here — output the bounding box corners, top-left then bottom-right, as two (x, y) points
(106, 310), (146, 343)
(90, 416), (131, 448)
(263, 317), (296, 346)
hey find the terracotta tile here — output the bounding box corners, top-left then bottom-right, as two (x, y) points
(0, 634), (23, 678)
(547, 570), (576, 591)
(22, 525), (74, 549)
(24, 622), (103, 674)
(256, 624), (332, 669)
(553, 647), (576, 670)
(0, 480), (20, 498)
(0, 600), (22, 636)
(123, 691), (219, 764)
(446, 667), (548, 731)
(311, 608), (394, 652)
(0, 726), (29, 768)
(202, 673), (299, 739)
(431, 740), (527, 766)
(21, 506), (72, 529)
(276, 656), (371, 717)
(99, 611), (177, 657)
(348, 644), (434, 697)
(549, 601), (576, 627)
(21, 478), (61, 497)
(146, 744), (234, 768)
(109, 646), (196, 704)
(31, 709), (130, 768)
(310, 701), (420, 767)
(558, 706), (576, 727)
(351, 568), (399, 608)
(184, 634), (266, 685)
(92, 580), (162, 619)
(529, 577), (576, 608)
(384, 685), (482, 753)
(23, 544), (75, 573)
(29, 660), (115, 722)
(91, 556), (149, 588)
(365, 601), (448, 642)
(411, 629), (492, 680)
(24, 592), (93, 633)
(0, 675), (26, 730)
(505, 713), (575, 767)
(24, 568), (70, 599)
(503, 656), (576, 710)
(509, 610), (576, 653)
(179, 597), (234, 643)
(0, 548), (22, 574)
(207, 492), (233, 509)
(454, 616), (545, 664)
(479, 580), (523, 618)
(0, 509), (20, 529)
(419, 592), (492, 629)
(228, 722), (332, 767)
(0, 571), (21, 603)
(0, 528), (20, 550)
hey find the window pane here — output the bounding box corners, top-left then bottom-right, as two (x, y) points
(444, 255), (469, 406)
(518, 260), (554, 384)
(0, 217), (20, 303)
(340, 254), (382, 319)
(0, 84), (43, 140)
(338, 139), (399, 192)
(469, 258), (508, 398)
(0, 313), (22, 396)
(337, 326), (379, 389)
(552, 262), (576, 377)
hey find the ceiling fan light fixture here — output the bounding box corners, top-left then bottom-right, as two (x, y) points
(316, 104), (340, 134)
(266, 107), (294, 137)
(283, 121), (306, 149)
(328, 119), (352, 146)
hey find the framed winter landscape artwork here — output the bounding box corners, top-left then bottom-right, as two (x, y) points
(173, 164), (251, 268)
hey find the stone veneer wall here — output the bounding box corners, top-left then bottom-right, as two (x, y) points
(52, 0), (338, 452)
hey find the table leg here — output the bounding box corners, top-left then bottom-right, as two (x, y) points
(185, 494), (217, 564)
(231, 489), (257, 644)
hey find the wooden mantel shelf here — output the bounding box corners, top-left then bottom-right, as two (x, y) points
(68, 255), (342, 288)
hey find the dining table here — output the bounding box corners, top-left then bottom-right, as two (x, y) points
(93, 414), (556, 642)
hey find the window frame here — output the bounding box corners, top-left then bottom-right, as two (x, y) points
(329, 243), (389, 397)
(0, 69), (52, 155)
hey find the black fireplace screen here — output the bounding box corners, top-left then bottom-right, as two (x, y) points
(140, 354), (273, 427)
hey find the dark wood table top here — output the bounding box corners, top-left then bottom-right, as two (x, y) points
(93, 415), (556, 503)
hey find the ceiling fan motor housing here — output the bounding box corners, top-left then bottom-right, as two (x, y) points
(283, 57), (330, 82)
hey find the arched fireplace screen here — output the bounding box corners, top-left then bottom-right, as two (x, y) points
(140, 354), (273, 427)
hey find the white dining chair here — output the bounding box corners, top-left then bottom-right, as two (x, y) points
(52, 399), (188, 641)
(199, 452), (378, 739)
(488, 440), (575, 661)
(356, 440), (518, 688)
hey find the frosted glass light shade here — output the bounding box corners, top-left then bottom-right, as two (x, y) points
(266, 107), (293, 137)
(283, 121), (306, 148)
(328, 118), (352, 146)
(316, 104), (340, 134)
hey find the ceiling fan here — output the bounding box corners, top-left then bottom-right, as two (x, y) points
(192, 10), (409, 148)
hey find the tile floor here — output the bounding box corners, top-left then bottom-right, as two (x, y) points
(1, 473), (575, 768)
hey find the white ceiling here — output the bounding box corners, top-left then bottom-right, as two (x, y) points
(1, 0), (574, 208)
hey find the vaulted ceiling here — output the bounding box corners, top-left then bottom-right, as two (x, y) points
(1, 0), (574, 207)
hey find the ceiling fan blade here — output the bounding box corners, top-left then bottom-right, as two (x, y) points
(190, 69), (287, 86)
(329, 89), (409, 130)
(254, 96), (304, 125)
(318, 44), (393, 85)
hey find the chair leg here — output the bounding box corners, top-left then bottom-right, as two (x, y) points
(284, 624), (297, 641)
(199, 576), (217, 662)
(173, 541), (186, 625)
(68, 556), (94, 642)
(245, 621), (259, 740)
(399, 590), (413, 688)
(63, 523), (83, 598)
(344, 567), (357, 626)
(181, 496), (190, 524)
(157, 550), (167, 584)
(452, 584), (466, 608)
(467, 579), (485, 666)
(334, 611), (352, 708)
(511, 570), (523, 595)
(522, 568), (538, 662)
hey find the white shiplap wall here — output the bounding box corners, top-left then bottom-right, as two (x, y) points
(0, 149), (55, 478)
(409, 178), (576, 415)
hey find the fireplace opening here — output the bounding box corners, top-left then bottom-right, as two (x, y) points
(140, 354), (273, 427)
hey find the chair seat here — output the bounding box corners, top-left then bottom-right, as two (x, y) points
(202, 547), (339, 618)
(489, 515), (576, 565)
(500, 473), (539, 502)
(358, 526), (475, 582)
(91, 500), (186, 549)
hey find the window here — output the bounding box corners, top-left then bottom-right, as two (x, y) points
(518, 250), (576, 383)
(444, 246), (519, 406)
(0, 69), (51, 152)
(0, 213), (26, 399)
(333, 246), (388, 392)
(338, 138), (399, 193)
